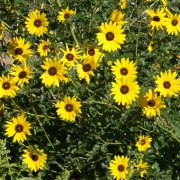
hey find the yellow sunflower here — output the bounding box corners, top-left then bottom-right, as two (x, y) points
(83, 46), (104, 65)
(96, 21), (126, 52)
(109, 155), (129, 180)
(0, 22), (5, 39)
(22, 148), (47, 172)
(111, 58), (137, 81)
(164, 14), (180, 35)
(76, 57), (96, 84)
(110, 9), (126, 26)
(111, 78), (140, 106)
(25, 9), (49, 37)
(55, 96), (82, 122)
(8, 37), (32, 62)
(155, 69), (180, 97)
(40, 58), (66, 87)
(0, 75), (19, 98)
(60, 44), (81, 68)
(10, 62), (32, 87)
(57, 7), (76, 23)
(4, 114), (31, 143)
(145, 8), (166, 30)
(135, 160), (148, 178)
(119, 0), (126, 10)
(139, 89), (166, 118)
(135, 135), (152, 152)
(37, 39), (51, 57)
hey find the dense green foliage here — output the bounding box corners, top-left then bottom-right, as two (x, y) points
(0, 0), (180, 179)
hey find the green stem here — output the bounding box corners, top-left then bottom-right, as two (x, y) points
(4, 139), (12, 176)
(71, 78), (79, 88)
(158, 116), (180, 143)
(1, 20), (11, 29)
(127, 0), (138, 21)
(10, 98), (25, 113)
(135, 18), (142, 59)
(56, 0), (62, 7)
(74, 84), (121, 112)
(31, 106), (55, 150)
(16, 167), (24, 179)
(5, 106), (56, 120)
(83, 100), (120, 112)
(70, 24), (80, 48)
(138, 125), (153, 132)
(18, 142), (27, 148)
(95, 135), (121, 145)
(15, 10), (25, 18)
(158, 123), (180, 143)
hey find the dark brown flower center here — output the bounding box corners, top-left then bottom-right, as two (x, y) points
(15, 124), (23, 132)
(153, 16), (160, 22)
(31, 154), (39, 161)
(148, 99), (156, 107)
(106, 32), (114, 41)
(88, 49), (95, 56)
(118, 165), (125, 172)
(2, 82), (11, 90)
(83, 64), (91, 72)
(64, 13), (70, 19)
(15, 48), (23, 55)
(163, 81), (171, 89)
(43, 45), (48, 51)
(48, 67), (57, 76)
(171, 19), (178, 26)
(120, 85), (129, 94)
(120, 68), (128, 75)
(34, 19), (42, 27)
(66, 53), (74, 61)
(65, 104), (73, 112)
(140, 139), (146, 145)
(19, 71), (27, 79)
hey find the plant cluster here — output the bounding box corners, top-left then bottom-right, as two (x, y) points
(0, 0), (180, 179)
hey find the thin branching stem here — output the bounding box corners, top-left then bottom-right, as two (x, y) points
(5, 141), (12, 175)
(158, 116), (180, 143)
(70, 24), (80, 48)
(31, 106), (55, 150)
(94, 135), (122, 145)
